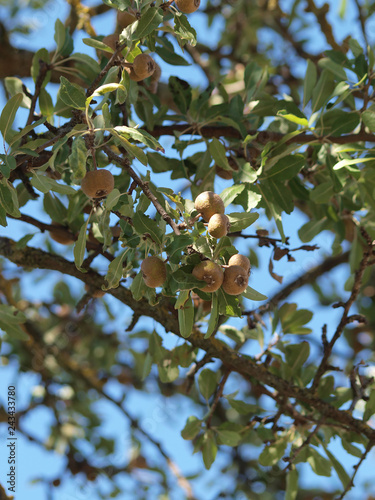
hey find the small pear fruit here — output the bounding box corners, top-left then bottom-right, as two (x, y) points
(207, 213), (230, 238)
(192, 260), (223, 293)
(228, 254), (251, 275)
(49, 224), (75, 245)
(132, 54), (156, 80)
(81, 170), (115, 199)
(117, 10), (137, 29)
(194, 191), (225, 222)
(175, 0), (200, 14)
(141, 256), (167, 288)
(222, 265), (249, 296)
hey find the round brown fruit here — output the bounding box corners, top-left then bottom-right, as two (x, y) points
(175, 0), (200, 14)
(194, 191), (225, 222)
(141, 256), (167, 288)
(124, 64), (144, 81)
(222, 265), (249, 296)
(192, 261), (223, 293)
(192, 293), (211, 314)
(85, 284), (106, 298)
(110, 226), (121, 238)
(132, 54), (156, 80)
(215, 165), (233, 180)
(49, 224), (75, 245)
(97, 34), (119, 59)
(117, 10), (136, 29)
(81, 170), (115, 199)
(228, 254), (251, 275)
(207, 213), (230, 238)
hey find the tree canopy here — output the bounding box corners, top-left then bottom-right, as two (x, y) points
(1, 0), (375, 499)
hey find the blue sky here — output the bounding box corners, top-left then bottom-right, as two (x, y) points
(1, 0), (375, 499)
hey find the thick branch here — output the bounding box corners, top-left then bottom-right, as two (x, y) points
(0, 237), (374, 442)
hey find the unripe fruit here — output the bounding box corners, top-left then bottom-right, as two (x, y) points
(194, 191), (225, 222)
(124, 65), (144, 81)
(132, 54), (156, 80)
(117, 10), (136, 29)
(85, 284), (106, 298)
(98, 34), (119, 59)
(192, 260), (223, 293)
(81, 170), (115, 199)
(228, 254), (251, 275)
(207, 213), (230, 238)
(222, 265), (249, 296)
(175, 0), (200, 14)
(49, 224), (75, 245)
(192, 293), (211, 313)
(215, 157), (239, 180)
(110, 226), (121, 238)
(141, 256), (167, 288)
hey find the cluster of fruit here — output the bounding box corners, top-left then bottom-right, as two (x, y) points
(141, 191), (251, 298)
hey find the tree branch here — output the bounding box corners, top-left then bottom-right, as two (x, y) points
(0, 237), (374, 442)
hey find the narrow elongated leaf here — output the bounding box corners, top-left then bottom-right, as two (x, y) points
(178, 296), (194, 338)
(59, 76), (86, 110)
(0, 93), (23, 144)
(74, 218), (90, 271)
(131, 7), (163, 40)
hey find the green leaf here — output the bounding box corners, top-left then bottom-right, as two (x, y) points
(0, 181), (20, 218)
(104, 250), (127, 289)
(227, 212), (259, 232)
(298, 218), (327, 243)
(324, 447), (350, 489)
(226, 398), (258, 415)
(155, 45), (190, 66)
(168, 76), (192, 114)
(311, 69), (335, 114)
(220, 184), (246, 207)
(130, 271), (148, 301)
(69, 137), (87, 181)
(318, 57), (347, 81)
(0, 320), (29, 341)
(113, 126), (164, 152)
(174, 13), (197, 47)
(133, 212), (164, 248)
(333, 157), (375, 171)
(181, 416), (202, 440)
(277, 111), (309, 127)
(363, 389), (375, 421)
(285, 468), (298, 500)
(310, 182), (334, 204)
(205, 293), (218, 339)
(131, 7), (163, 40)
(264, 155), (305, 181)
(165, 235), (193, 264)
(242, 286), (268, 301)
(362, 109), (375, 131)
(74, 218), (90, 271)
(86, 83), (126, 108)
(216, 430), (242, 447)
(31, 173), (76, 196)
(0, 93), (23, 144)
(279, 303), (313, 334)
(201, 431), (217, 469)
(4, 77), (31, 108)
(178, 296), (194, 338)
(209, 138), (231, 170)
(54, 18), (66, 56)
(283, 342), (310, 380)
(113, 133), (148, 165)
(261, 180), (294, 214)
(158, 359), (179, 383)
(198, 369), (217, 400)
(306, 448), (332, 476)
(59, 76), (86, 110)
(0, 305), (26, 323)
(259, 438), (288, 466)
